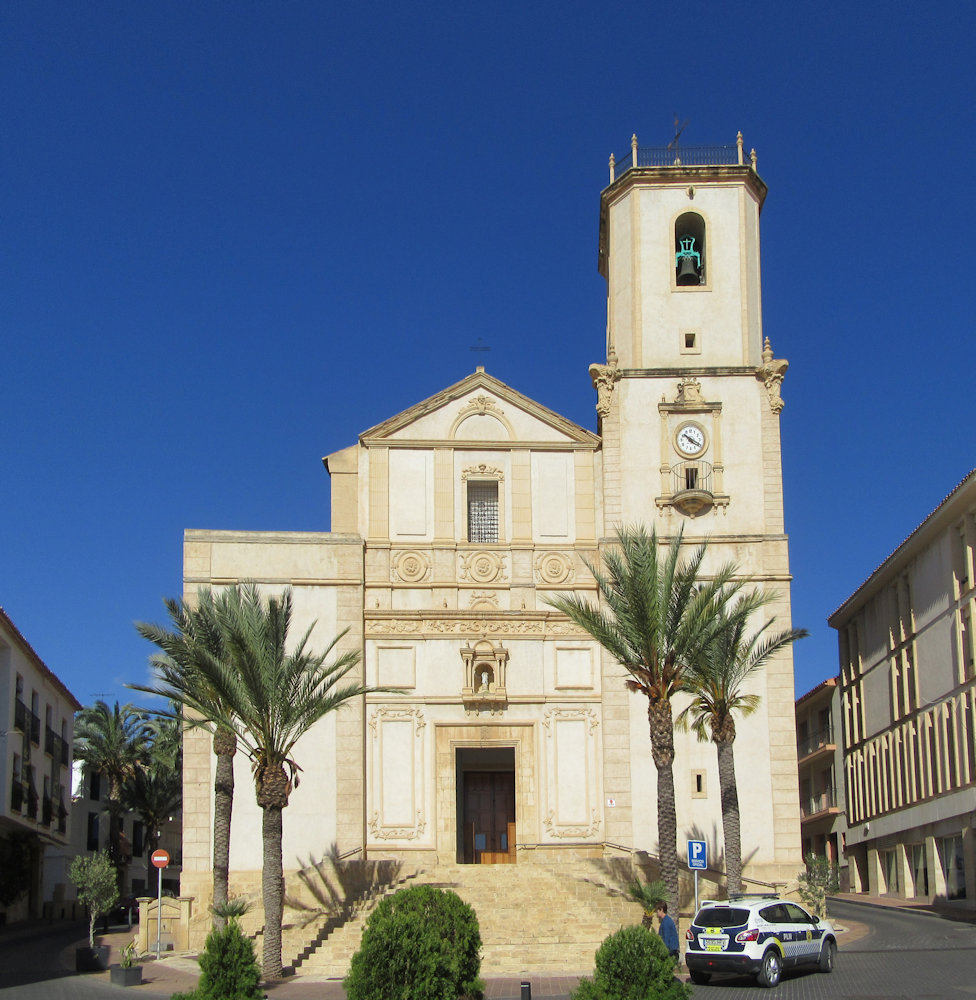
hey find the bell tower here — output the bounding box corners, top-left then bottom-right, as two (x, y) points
(590, 131), (802, 883)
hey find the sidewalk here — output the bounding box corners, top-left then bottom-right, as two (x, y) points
(56, 925), (584, 999)
(830, 891), (976, 924)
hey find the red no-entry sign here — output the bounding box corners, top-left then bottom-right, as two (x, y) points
(151, 849), (170, 869)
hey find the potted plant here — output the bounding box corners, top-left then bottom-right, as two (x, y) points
(69, 850), (118, 972)
(110, 940), (143, 986)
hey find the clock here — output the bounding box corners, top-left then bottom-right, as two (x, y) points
(675, 422), (706, 457)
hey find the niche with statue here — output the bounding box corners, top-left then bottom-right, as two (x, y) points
(460, 640), (509, 715)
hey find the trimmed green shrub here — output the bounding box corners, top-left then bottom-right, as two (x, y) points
(172, 917), (263, 1000)
(570, 924), (691, 1000)
(344, 884), (484, 1000)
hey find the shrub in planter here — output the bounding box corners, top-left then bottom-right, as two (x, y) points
(70, 850), (118, 972)
(344, 884), (484, 1000)
(570, 925), (691, 1000)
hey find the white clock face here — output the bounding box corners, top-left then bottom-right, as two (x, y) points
(676, 424), (705, 456)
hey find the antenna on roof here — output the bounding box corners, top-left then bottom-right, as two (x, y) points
(470, 337), (491, 359)
(667, 116), (689, 162)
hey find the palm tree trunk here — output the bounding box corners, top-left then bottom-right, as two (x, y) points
(261, 803), (285, 981)
(715, 735), (742, 896)
(212, 728), (236, 927)
(648, 699), (679, 906)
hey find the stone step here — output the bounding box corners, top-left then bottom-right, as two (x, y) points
(280, 857), (645, 977)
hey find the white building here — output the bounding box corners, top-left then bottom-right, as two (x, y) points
(178, 134), (804, 967)
(0, 606), (80, 924)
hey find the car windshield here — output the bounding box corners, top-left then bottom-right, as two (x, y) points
(695, 906), (750, 928)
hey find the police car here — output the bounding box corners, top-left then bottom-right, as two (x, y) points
(684, 894), (837, 988)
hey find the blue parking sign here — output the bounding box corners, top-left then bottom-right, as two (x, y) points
(688, 840), (707, 870)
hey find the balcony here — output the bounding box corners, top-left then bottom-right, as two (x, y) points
(14, 698), (27, 733)
(42, 795), (53, 826)
(26, 787), (38, 820)
(10, 778), (25, 813)
(798, 726), (836, 762)
(29, 712), (41, 746)
(669, 461), (715, 516)
(609, 135), (748, 184)
(45, 727), (55, 756)
(800, 785), (839, 821)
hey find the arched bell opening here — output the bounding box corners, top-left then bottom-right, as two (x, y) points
(675, 212), (706, 286)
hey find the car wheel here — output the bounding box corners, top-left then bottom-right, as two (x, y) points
(818, 938), (836, 973)
(757, 948), (782, 988)
(689, 970), (711, 985)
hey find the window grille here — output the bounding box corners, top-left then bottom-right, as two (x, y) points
(467, 481), (499, 544)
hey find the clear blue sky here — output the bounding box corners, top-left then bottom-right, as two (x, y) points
(3, 1), (974, 707)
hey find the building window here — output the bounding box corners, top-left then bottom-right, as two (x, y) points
(133, 821), (145, 857)
(691, 770), (707, 798)
(467, 480), (499, 544)
(939, 836), (966, 900)
(90, 771), (101, 801)
(880, 849), (899, 894)
(674, 212), (706, 286)
(87, 811), (100, 851)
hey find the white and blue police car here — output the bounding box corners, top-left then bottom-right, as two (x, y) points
(684, 894), (837, 988)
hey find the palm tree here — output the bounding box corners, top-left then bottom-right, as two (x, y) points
(181, 583), (371, 981)
(133, 591), (242, 924)
(677, 607), (807, 895)
(74, 701), (151, 876)
(546, 525), (752, 905)
(124, 759), (182, 894)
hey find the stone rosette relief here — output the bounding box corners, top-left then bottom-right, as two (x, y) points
(534, 551), (575, 586)
(459, 550), (508, 584)
(391, 550), (431, 584)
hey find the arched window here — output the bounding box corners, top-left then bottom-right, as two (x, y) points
(674, 212), (706, 286)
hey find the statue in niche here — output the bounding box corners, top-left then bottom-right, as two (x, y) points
(478, 666), (494, 692)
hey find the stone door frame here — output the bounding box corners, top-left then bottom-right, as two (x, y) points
(435, 723), (537, 863)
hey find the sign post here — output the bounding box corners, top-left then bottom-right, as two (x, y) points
(687, 840), (707, 916)
(151, 849), (170, 959)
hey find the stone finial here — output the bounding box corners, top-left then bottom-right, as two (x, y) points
(609, 152), (616, 184)
(589, 360), (621, 418)
(756, 336), (789, 414)
(750, 148), (758, 172)
(631, 133), (638, 167)
(736, 131), (744, 165)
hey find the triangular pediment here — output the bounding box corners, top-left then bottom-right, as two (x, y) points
(358, 369), (599, 448)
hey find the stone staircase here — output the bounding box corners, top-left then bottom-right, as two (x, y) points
(266, 856), (647, 978)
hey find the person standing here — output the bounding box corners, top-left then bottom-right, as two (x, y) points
(655, 902), (680, 964)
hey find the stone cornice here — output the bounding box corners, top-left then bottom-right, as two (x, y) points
(359, 438), (599, 451)
(617, 366), (760, 378)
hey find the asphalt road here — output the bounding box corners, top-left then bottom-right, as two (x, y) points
(689, 899), (976, 999)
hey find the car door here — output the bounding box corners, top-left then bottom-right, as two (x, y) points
(784, 903), (821, 962)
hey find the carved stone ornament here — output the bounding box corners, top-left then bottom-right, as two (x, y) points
(588, 361), (621, 418)
(535, 551), (574, 586)
(369, 811), (426, 841)
(675, 378), (704, 404)
(368, 705), (427, 737)
(461, 464), (505, 482)
(392, 550), (431, 584)
(756, 336), (789, 414)
(543, 808), (601, 839)
(459, 550), (507, 584)
(543, 706), (600, 735)
(468, 591), (500, 610)
(364, 616), (588, 638)
(458, 394), (503, 418)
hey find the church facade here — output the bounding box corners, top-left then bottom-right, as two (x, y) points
(180, 133), (802, 913)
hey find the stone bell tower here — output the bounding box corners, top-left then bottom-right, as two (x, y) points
(590, 132), (802, 883)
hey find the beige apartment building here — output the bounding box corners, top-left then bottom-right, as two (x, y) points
(179, 134), (804, 964)
(795, 677), (848, 888)
(830, 470), (976, 903)
(0, 606), (80, 924)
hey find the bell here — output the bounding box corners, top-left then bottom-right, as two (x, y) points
(676, 255), (700, 285)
